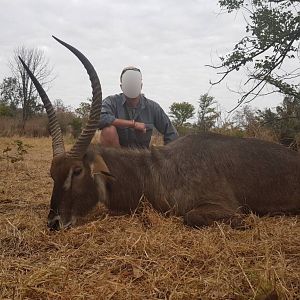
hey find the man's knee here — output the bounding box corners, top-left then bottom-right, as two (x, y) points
(100, 126), (120, 147)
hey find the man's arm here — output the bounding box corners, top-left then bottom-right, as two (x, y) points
(154, 104), (179, 144)
(99, 96), (117, 129)
(112, 119), (145, 132)
(99, 97), (145, 131)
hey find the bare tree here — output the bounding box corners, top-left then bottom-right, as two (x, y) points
(9, 46), (53, 128)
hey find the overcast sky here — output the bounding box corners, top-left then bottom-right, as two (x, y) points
(0, 0), (283, 117)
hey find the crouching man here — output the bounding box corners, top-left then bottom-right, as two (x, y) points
(99, 66), (178, 148)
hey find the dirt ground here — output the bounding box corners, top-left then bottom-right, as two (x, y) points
(0, 137), (299, 300)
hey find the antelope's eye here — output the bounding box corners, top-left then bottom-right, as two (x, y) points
(73, 167), (82, 176)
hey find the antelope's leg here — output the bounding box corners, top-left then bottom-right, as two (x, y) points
(183, 203), (245, 229)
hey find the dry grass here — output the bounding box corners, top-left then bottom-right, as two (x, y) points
(0, 117), (49, 137)
(0, 113), (77, 138)
(0, 137), (300, 300)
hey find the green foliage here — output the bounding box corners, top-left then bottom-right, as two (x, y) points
(0, 140), (32, 164)
(72, 98), (92, 137)
(23, 95), (44, 118)
(75, 98), (92, 126)
(197, 94), (220, 131)
(258, 96), (300, 149)
(0, 103), (14, 117)
(214, 0), (300, 102)
(169, 101), (195, 127)
(69, 117), (83, 138)
(0, 77), (20, 112)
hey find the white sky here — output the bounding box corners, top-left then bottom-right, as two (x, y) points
(0, 0), (283, 118)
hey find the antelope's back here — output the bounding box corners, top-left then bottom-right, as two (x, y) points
(165, 132), (300, 214)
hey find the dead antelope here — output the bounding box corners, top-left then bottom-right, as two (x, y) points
(21, 37), (300, 230)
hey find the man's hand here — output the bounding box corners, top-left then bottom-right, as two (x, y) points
(134, 121), (146, 133)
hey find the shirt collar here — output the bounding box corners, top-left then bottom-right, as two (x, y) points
(121, 93), (146, 110)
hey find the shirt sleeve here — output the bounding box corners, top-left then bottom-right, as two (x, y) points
(98, 96), (117, 129)
(153, 104), (179, 144)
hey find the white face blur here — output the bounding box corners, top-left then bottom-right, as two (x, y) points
(120, 70), (142, 99)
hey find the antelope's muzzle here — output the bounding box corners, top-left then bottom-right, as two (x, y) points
(47, 212), (61, 231)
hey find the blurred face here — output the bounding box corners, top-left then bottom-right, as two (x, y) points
(120, 70), (142, 99)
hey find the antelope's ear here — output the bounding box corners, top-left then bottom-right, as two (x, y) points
(100, 170), (116, 181)
(89, 154), (115, 181)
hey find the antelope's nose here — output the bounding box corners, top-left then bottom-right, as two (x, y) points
(47, 215), (61, 231)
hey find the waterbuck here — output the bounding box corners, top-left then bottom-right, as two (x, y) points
(21, 37), (300, 230)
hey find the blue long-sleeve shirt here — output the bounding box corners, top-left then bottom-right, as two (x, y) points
(99, 93), (178, 148)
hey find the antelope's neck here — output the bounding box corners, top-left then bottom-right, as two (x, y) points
(98, 147), (160, 212)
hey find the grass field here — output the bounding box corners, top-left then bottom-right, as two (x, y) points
(0, 137), (300, 299)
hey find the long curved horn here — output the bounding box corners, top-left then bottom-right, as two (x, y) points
(19, 57), (65, 157)
(52, 36), (102, 159)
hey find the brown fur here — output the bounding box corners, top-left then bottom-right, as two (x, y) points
(48, 132), (300, 229)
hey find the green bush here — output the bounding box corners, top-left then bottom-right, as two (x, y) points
(69, 117), (83, 138)
(0, 104), (13, 117)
